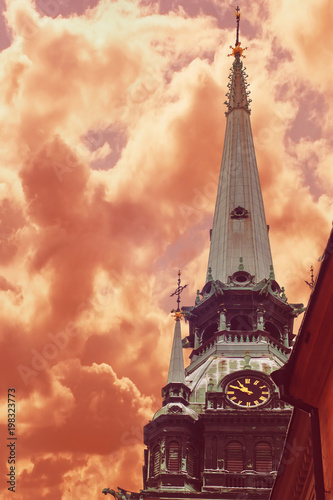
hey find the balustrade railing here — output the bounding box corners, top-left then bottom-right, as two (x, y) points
(203, 470), (275, 489)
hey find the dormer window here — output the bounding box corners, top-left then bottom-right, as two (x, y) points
(231, 206), (249, 219)
(229, 271), (254, 286)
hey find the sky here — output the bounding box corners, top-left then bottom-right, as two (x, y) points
(1, 0), (333, 498)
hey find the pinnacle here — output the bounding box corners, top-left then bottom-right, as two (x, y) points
(166, 317), (186, 385)
(224, 56), (251, 115)
(269, 265), (275, 280)
(206, 266), (214, 282)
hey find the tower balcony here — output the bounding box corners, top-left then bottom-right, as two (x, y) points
(145, 471), (201, 492)
(191, 331), (290, 357)
(202, 470), (275, 490)
(187, 330), (290, 373)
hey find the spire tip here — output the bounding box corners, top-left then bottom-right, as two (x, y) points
(228, 6), (248, 58)
(170, 270), (188, 319)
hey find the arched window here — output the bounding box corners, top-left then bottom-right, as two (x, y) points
(226, 441), (244, 472)
(202, 323), (218, 344)
(264, 321), (281, 342)
(230, 315), (252, 331)
(187, 446), (196, 477)
(255, 441), (273, 472)
(152, 445), (161, 476)
(167, 441), (180, 471)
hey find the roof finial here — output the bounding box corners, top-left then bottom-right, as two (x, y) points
(269, 264), (275, 280)
(170, 270), (188, 319)
(228, 6), (247, 58)
(206, 266), (214, 282)
(305, 265), (315, 290)
(243, 350), (252, 369)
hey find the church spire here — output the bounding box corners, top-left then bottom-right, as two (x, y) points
(166, 315), (185, 384)
(207, 7), (273, 284)
(161, 271), (190, 405)
(167, 271), (187, 384)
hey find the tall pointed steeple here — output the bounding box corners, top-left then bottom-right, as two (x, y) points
(161, 271), (190, 406)
(207, 15), (273, 284)
(166, 316), (186, 384)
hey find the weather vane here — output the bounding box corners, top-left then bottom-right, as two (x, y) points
(228, 6), (247, 58)
(170, 270), (188, 318)
(305, 265), (315, 290)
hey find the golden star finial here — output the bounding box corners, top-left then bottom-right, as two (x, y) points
(228, 6), (248, 58)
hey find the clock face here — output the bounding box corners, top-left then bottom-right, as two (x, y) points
(226, 376), (271, 408)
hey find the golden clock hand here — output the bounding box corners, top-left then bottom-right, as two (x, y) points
(240, 387), (253, 395)
(237, 380), (254, 395)
(237, 380), (248, 392)
(229, 384), (253, 395)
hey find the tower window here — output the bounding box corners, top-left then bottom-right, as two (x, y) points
(167, 441), (180, 472)
(230, 206), (249, 219)
(226, 441), (244, 472)
(230, 315), (252, 331)
(152, 445), (161, 476)
(264, 321), (281, 342)
(187, 446), (196, 477)
(235, 274), (247, 283)
(255, 441), (273, 472)
(202, 323), (218, 344)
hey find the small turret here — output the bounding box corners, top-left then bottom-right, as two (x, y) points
(162, 313), (190, 405)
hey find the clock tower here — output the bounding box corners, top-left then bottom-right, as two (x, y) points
(140, 8), (304, 500)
